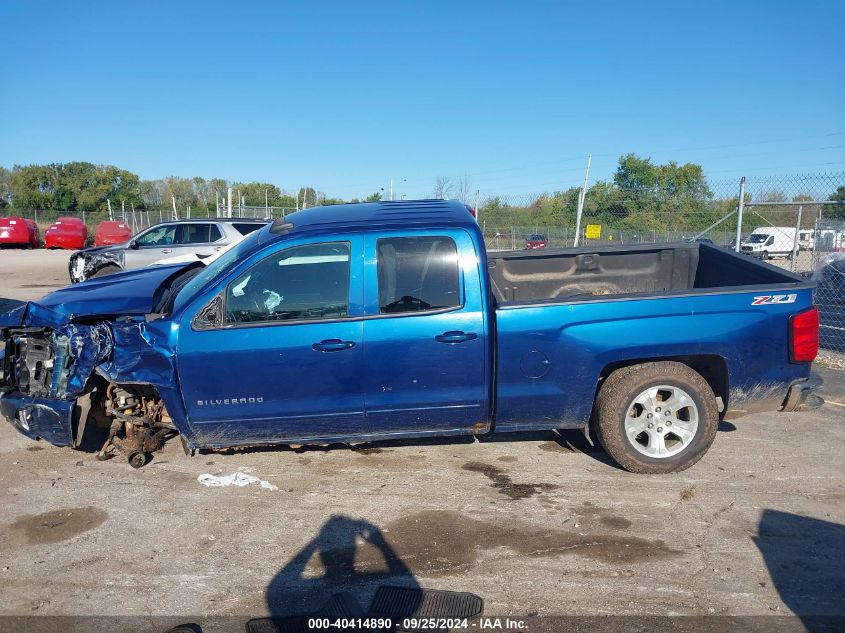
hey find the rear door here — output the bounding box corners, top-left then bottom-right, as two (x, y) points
(123, 223), (179, 268)
(361, 230), (489, 434)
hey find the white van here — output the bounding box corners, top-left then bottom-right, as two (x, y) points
(740, 227), (798, 259)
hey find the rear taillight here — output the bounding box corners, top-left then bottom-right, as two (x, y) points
(790, 307), (819, 363)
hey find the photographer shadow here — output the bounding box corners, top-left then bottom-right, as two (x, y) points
(265, 515), (420, 619)
(754, 509), (845, 632)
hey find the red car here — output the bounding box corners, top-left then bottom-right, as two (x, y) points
(94, 221), (132, 246)
(525, 234), (548, 250)
(45, 217), (88, 250)
(0, 216), (40, 248)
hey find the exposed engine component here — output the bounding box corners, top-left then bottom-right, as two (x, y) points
(1, 329), (54, 396)
(95, 383), (175, 468)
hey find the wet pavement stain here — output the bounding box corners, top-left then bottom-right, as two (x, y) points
(538, 441), (567, 453)
(26, 446), (45, 452)
(462, 461), (558, 500)
(576, 502), (633, 530)
(600, 516), (633, 530)
(7, 507), (107, 545)
(380, 510), (681, 576)
(496, 455), (518, 463)
(354, 448), (385, 455)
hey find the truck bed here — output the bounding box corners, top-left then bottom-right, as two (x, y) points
(487, 242), (806, 304)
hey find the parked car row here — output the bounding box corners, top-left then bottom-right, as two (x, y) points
(1, 216), (134, 250)
(68, 218), (268, 282)
(0, 217), (259, 254)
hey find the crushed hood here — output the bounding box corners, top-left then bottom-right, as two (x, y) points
(3, 262), (196, 324)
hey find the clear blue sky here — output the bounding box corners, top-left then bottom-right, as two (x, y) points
(2, 0), (843, 199)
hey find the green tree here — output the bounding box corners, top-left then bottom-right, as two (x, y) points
(10, 164), (55, 209)
(0, 167), (10, 207)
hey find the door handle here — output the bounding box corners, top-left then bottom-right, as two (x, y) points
(161, 249), (172, 254)
(312, 339), (356, 352)
(435, 331), (478, 344)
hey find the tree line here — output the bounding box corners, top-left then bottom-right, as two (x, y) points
(1, 157), (842, 228)
(476, 154), (845, 230)
(0, 162), (383, 215)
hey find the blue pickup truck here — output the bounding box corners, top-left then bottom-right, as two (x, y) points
(0, 200), (820, 473)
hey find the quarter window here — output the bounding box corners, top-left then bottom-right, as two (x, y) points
(225, 242), (350, 324)
(377, 237), (461, 314)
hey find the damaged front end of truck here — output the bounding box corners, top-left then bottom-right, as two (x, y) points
(0, 265), (197, 467)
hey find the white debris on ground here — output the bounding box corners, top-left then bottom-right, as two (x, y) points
(197, 471), (279, 491)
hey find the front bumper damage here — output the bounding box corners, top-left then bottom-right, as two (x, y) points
(0, 396), (75, 445)
(68, 250), (123, 283)
(0, 300), (177, 450)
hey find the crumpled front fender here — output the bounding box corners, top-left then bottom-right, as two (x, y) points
(1, 299), (182, 447)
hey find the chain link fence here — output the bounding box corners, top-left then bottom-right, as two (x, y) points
(474, 171), (845, 358)
(2, 171), (844, 358)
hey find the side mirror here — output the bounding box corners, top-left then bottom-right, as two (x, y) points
(192, 294), (223, 331)
(129, 241), (140, 249)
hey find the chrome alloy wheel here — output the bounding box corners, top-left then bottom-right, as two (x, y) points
(624, 385), (700, 458)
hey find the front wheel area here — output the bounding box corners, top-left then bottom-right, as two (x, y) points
(595, 361), (719, 473)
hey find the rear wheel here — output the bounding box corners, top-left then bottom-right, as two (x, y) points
(595, 362), (719, 473)
(90, 264), (121, 279)
(761, 251), (769, 260)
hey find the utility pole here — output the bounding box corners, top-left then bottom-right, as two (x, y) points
(475, 190), (480, 221)
(171, 195), (178, 221)
(573, 154), (592, 247)
(227, 188), (233, 218)
(107, 198), (114, 222)
(734, 177), (746, 252)
(790, 205), (803, 273)
(265, 189), (269, 218)
(389, 179), (393, 201)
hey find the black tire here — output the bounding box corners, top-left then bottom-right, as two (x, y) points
(594, 361), (719, 474)
(89, 264), (121, 279)
(761, 251), (769, 260)
(128, 451), (148, 469)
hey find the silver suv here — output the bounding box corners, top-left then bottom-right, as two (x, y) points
(69, 218), (268, 283)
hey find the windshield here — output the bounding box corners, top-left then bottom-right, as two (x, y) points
(746, 233), (768, 243)
(171, 229), (263, 313)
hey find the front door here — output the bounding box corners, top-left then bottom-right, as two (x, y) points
(362, 231), (489, 435)
(176, 239), (366, 446)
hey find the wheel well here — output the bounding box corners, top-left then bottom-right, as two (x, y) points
(597, 355), (729, 412)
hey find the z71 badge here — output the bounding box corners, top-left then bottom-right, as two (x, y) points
(752, 294), (797, 305)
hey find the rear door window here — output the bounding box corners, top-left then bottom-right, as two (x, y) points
(177, 223), (222, 244)
(376, 236), (461, 314)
